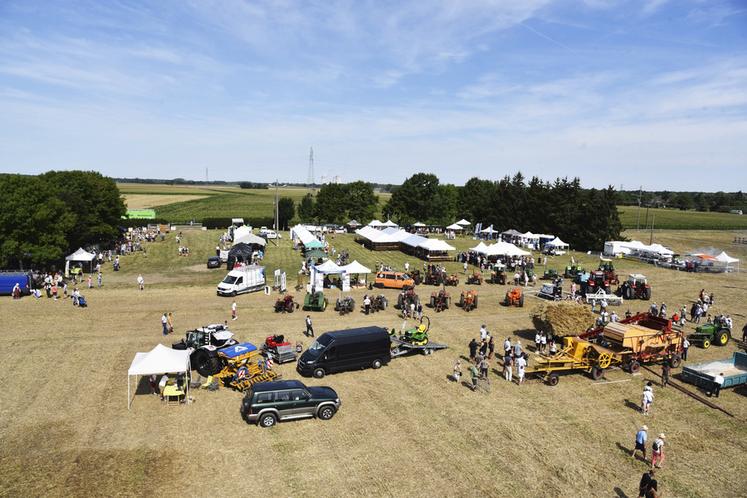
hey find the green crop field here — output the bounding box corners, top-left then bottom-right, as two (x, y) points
(118, 183), (392, 223)
(618, 205), (747, 230)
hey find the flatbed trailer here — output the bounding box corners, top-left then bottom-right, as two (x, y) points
(681, 352), (747, 394)
(390, 337), (448, 357)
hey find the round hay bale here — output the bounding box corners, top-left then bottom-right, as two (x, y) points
(531, 301), (595, 337)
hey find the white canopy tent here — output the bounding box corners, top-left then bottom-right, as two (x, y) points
(233, 225), (252, 241)
(127, 344), (191, 409)
(382, 219), (399, 228)
(367, 219), (384, 228)
(470, 241), (489, 254)
(412, 222), (426, 228)
(485, 241), (530, 257)
(339, 260), (371, 274)
(445, 223), (464, 231)
(233, 232), (267, 247)
(290, 224), (316, 245)
(716, 251), (740, 271)
(545, 237), (569, 249)
(65, 247), (96, 276)
(418, 239), (456, 252)
(456, 219), (471, 226)
(314, 260), (344, 274)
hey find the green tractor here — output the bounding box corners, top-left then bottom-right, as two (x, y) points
(564, 264), (585, 279)
(542, 268), (559, 280)
(392, 317), (430, 346)
(303, 291), (328, 312)
(688, 316), (731, 349)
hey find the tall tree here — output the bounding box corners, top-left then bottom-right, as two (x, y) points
(345, 181), (379, 223)
(0, 174), (76, 267)
(40, 171), (126, 248)
(298, 193), (315, 222)
(277, 197), (295, 230)
(314, 184), (347, 223)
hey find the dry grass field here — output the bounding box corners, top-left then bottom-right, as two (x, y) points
(1, 229), (746, 497)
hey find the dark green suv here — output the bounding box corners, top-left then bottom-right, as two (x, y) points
(241, 380), (341, 428)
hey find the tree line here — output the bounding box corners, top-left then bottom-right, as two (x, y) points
(300, 173), (622, 251)
(0, 172), (126, 268)
(617, 189), (746, 213)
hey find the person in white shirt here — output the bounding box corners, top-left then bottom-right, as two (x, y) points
(231, 301), (237, 321)
(642, 382), (654, 415)
(535, 331), (542, 352)
(480, 325), (488, 342)
(516, 354), (527, 384)
(539, 332), (547, 353)
(137, 274), (144, 291)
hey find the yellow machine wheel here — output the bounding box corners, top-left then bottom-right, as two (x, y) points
(597, 352), (612, 369)
(702, 339), (711, 349)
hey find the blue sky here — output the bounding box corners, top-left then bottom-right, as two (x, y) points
(0, 0), (745, 190)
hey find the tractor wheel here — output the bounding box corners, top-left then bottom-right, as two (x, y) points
(590, 367), (604, 381)
(716, 330), (730, 346)
(474, 295), (479, 308)
(624, 286), (633, 300)
(519, 295), (524, 307)
(459, 295), (464, 307)
(669, 354), (682, 369)
(430, 296), (435, 308)
(548, 373), (560, 386)
(643, 287), (652, 300)
(372, 359), (382, 369)
(259, 413), (277, 428)
(597, 352), (612, 369)
(192, 349), (222, 377)
(318, 405), (336, 420)
(628, 361), (640, 374)
(313, 368), (326, 379)
(702, 338), (711, 349)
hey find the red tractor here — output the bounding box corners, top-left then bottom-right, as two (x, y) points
(261, 334), (298, 363)
(583, 271), (612, 294)
(274, 295), (299, 313)
(616, 274), (652, 300)
(598, 262), (619, 285)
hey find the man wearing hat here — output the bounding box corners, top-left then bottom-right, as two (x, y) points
(651, 433), (665, 468)
(632, 425), (648, 462)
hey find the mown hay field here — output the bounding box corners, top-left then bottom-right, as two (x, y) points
(123, 194), (211, 210)
(618, 205), (747, 230)
(1, 228), (746, 497)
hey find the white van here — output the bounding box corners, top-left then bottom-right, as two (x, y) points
(217, 265), (266, 296)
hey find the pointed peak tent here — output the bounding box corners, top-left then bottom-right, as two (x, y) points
(346, 220), (361, 227)
(66, 247), (96, 261)
(313, 260), (344, 274)
(446, 223), (464, 230)
(127, 344), (191, 410)
(340, 260), (371, 274)
(716, 251), (739, 263)
(367, 219), (383, 227)
(382, 219), (399, 228)
(412, 222), (426, 228)
(545, 237), (569, 248)
(470, 241), (489, 254)
(456, 219), (471, 226)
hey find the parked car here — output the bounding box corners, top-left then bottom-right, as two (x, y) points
(240, 380), (340, 427)
(207, 256), (221, 269)
(374, 271), (414, 289)
(297, 326), (392, 378)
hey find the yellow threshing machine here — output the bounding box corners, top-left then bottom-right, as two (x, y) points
(212, 343), (279, 391)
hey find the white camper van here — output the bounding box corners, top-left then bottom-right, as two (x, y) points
(217, 265), (266, 296)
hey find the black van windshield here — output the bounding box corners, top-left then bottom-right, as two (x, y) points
(306, 335), (332, 357)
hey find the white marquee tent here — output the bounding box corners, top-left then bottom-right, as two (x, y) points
(382, 219), (399, 228)
(470, 241), (489, 254)
(340, 260), (371, 274)
(446, 223), (464, 231)
(65, 247), (96, 276)
(127, 344), (191, 409)
(456, 219), (471, 226)
(545, 237), (569, 249)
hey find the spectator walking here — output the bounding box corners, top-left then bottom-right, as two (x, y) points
(137, 274), (144, 291)
(487, 336), (495, 359)
(305, 315), (314, 337)
(513, 339), (522, 358)
(452, 359), (462, 383)
(535, 330), (542, 352)
(480, 324), (488, 341)
(468, 338), (478, 361)
(87, 275), (93, 289)
(516, 353), (527, 384)
(463, 261), (468, 274)
(97, 271), (103, 288)
(642, 382), (654, 415)
(632, 425), (648, 462)
(363, 295), (371, 315)
(503, 352), (513, 382)
(651, 434), (665, 469)
(713, 372), (724, 397)
(469, 363), (479, 391)
(637, 469), (657, 498)
(503, 337), (512, 355)
(167, 312), (174, 333)
(161, 313), (169, 335)
(231, 300), (237, 321)
(479, 356), (489, 380)
(661, 362), (670, 388)
(682, 337), (690, 361)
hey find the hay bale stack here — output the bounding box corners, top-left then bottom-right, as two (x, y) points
(531, 301), (595, 337)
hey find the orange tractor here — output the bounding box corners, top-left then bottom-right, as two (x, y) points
(503, 287), (524, 307)
(466, 270), (483, 285)
(429, 289), (451, 312)
(459, 290), (478, 311)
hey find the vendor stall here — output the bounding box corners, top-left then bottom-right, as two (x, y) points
(127, 344), (191, 409)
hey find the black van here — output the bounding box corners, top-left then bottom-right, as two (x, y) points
(297, 326), (391, 378)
